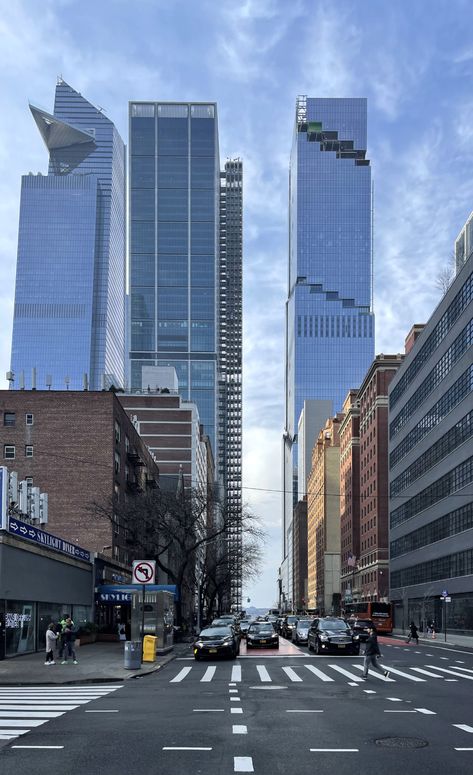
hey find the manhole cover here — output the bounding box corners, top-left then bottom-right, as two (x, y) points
(375, 737), (428, 749)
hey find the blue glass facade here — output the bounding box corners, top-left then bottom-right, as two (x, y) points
(129, 102), (219, 456)
(10, 80), (126, 390)
(282, 97), (375, 594)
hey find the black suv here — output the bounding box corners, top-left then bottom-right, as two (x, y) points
(281, 615), (299, 640)
(308, 617), (360, 655)
(347, 618), (373, 643)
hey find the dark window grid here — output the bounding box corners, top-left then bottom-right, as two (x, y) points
(390, 410), (473, 497)
(390, 502), (473, 558)
(391, 546), (473, 588)
(390, 319), (473, 439)
(390, 455), (473, 529)
(391, 272), (473, 409)
(390, 365), (473, 469)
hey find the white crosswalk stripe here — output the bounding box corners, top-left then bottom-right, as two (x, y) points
(168, 662), (473, 685)
(0, 686), (122, 743)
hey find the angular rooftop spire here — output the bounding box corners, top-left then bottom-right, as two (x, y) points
(29, 104), (96, 150)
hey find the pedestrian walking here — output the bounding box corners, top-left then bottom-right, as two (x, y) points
(362, 626), (390, 680)
(61, 625), (78, 665)
(406, 621), (419, 645)
(45, 623), (58, 665)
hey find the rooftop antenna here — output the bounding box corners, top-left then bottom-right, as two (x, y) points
(64, 376), (70, 391)
(19, 371), (25, 390)
(31, 367), (36, 391)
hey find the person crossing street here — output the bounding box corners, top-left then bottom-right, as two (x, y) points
(362, 626), (390, 680)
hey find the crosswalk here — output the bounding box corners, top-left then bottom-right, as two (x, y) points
(170, 661), (473, 686)
(0, 685), (123, 742)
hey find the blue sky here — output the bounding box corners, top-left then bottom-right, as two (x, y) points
(1, 0), (473, 607)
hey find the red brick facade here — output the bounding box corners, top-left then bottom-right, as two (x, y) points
(0, 390), (159, 563)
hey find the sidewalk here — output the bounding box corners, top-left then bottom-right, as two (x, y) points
(0, 640), (194, 686)
(393, 628), (473, 650)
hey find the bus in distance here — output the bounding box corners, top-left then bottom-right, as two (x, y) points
(343, 602), (393, 634)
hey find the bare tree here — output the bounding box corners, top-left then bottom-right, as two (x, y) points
(89, 486), (265, 626)
(435, 251), (456, 296)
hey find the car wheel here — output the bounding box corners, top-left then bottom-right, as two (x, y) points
(315, 639), (322, 655)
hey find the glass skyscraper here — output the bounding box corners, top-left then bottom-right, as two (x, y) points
(281, 97), (375, 605)
(10, 79), (126, 391)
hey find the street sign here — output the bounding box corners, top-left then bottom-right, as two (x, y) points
(444, 596), (451, 602)
(132, 560), (156, 585)
(442, 589), (448, 597)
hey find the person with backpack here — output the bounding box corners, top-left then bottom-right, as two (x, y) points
(407, 621), (419, 645)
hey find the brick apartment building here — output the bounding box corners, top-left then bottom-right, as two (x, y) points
(0, 390), (159, 563)
(307, 415), (343, 614)
(339, 390), (361, 605)
(358, 354), (403, 601)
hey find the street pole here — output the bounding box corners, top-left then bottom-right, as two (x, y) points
(141, 584), (145, 642)
(196, 571), (201, 633)
(444, 598), (447, 643)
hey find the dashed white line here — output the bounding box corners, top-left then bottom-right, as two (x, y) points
(386, 698), (403, 702)
(363, 690), (376, 694)
(234, 755), (254, 772)
(384, 710), (417, 713)
(455, 748), (473, 751)
(85, 710), (119, 713)
(310, 748), (359, 752)
(415, 708), (436, 715)
(453, 724), (473, 734)
(286, 709), (323, 713)
(12, 746), (64, 749)
(163, 746), (212, 751)
(231, 707), (243, 714)
(230, 697), (241, 702)
(193, 709), (224, 712)
(232, 725), (248, 734)
(229, 689), (238, 694)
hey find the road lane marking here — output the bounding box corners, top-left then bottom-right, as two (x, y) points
(352, 665), (394, 682)
(0, 711), (65, 718)
(445, 679), (458, 682)
(410, 668), (443, 678)
(231, 707), (243, 714)
(426, 666), (473, 680)
(304, 665), (334, 682)
(234, 756), (254, 772)
(377, 666), (424, 682)
(0, 705), (80, 711)
(163, 747), (212, 751)
(282, 667), (302, 682)
(193, 709), (224, 712)
(454, 724), (473, 734)
(0, 720), (48, 727)
(230, 697), (241, 702)
(386, 698), (402, 701)
(256, 665), (271, 682)
(229, 689), (238, 693)
(170, 667), (192, 682)
(0, 698), (92, 705)
(11, 745), (64, 749)
(328, 665), (363, 682)
(363, 690), (376, 694)
(85, 710), (119, 713)
(415, 708), (436, 715)
(448, 666), (473, 674)
(201, 666), (217, 682)
(232, 725), (248, 734)
(310, 748), (359, 752)
(286, 710), (323, 713)
(384, 710), (417, 713)
(455, 661), (465, 664)
(231, 665), (242, 682)
(440, 657), (448, 660)
(455, 748), (473, 751)
(0, 732), (30, 738)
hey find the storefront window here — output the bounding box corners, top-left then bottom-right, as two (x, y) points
(5, 601), (36, 656)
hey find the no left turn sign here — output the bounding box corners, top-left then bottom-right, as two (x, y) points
(132, 560), (156, 584)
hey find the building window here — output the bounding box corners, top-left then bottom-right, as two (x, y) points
(4, 445), (15, 459)
(115, 421), (121, 444)
(114, 451), (121, 476)
(25, 413), (34, 426)
(25, 446), (33, 458)
(3, 413), (15, 427)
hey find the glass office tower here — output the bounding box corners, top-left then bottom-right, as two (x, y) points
(281, 97), (375, 604)
(129, 102), (220, 460)
(10, 79), (126, 391)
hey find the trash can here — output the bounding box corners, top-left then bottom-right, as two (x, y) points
(124, 640), (142, 669)
(143, 635), (157, 662)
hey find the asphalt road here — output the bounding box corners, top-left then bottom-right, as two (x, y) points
(1, 636), (473, 774)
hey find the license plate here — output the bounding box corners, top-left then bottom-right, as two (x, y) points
(208, 648), (217, 653)
(338, 644), (345, 648)
(260, 640), (266, 644)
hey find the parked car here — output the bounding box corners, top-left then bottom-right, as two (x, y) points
(293, 619), (313, 645)
(347, 618), (373, 642)
(194, 626), (239, 660)
(281, 615), (299, 640)
(246, 621), (279, 649)
(308, 617), (360, 655)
